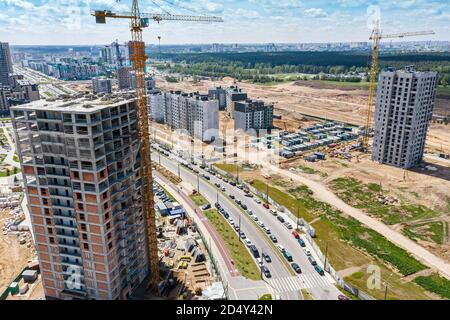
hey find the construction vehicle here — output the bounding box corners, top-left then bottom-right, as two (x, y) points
(92, 1), (222, 293)
(361, 20), (434, 152)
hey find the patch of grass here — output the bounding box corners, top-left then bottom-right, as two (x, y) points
(403, 221), (447, 245)
(301, 289), (314, 300)
(414, 274), (450, 299)
(190, 193), (209, 207)
(214, 163), (240, 175)
(297, 165), (328, 177)
(258, 294), (272, 300)
(316, 80), (370, 88)
(345, 265), (432, 300)
(0, 167), (20, 177)
(329, 177), (440, 225)
(12, 154), (19, 162)
(203, 209), (260, 280)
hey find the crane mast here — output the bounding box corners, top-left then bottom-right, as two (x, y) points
(361, 22), (435, 152)
(92, 0), (222, 295)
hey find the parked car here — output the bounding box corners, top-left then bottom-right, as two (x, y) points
(308, 256), (317, 266)
(250, 245), (260, 258)
(235, 199), (241, 205)
(263, 227), (271, 234)
(314, 265), (325, 276)
(201, 204), (211, 210)
(229, 194), (235, 200)
(263, 203), (270, 209)
(257, 221), (265, 228)
(244, 193), (253, 198)
(221, 187), (226, 192)
(253, 215), (258, 221)
(234, 225), (240, 232)
(298, 238), (306, 247)
(240, 203), (248, 210)
(277, 216), (285, 223)
(283, 251), (293, 262)
(304, 249), (311, 256)
(239, 232), (246, 239)
(237, 184), (244, 190)
(270, 235), (278, 243)
(244, 239), (252, 247)
(284, 222), (293, 229)
(276, 244), (285, 253)
(203, 174), (210, 180)
(338, 294), (350, 301)
(254, 198), (262, 204)
(292, 231), (300, 239)
(291, 263), (302, 274)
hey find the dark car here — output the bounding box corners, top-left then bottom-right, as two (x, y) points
(249, 245), (260, 258)
(235, 199), (241, 205)
(291, 263), (302, 274)
(241, 203), (247, 210)
(263, 203), (269, 209)
(203, 174), (210, 180)
(223, 213), (229, 219)
(229, 181), (236, 186)
(201, 204), (211, 210)
(261, 266), (271, 278)
(269, 235), (278, 243)
(263, 253), (272, 263)
(215, 202), (221, 209)
(314, 265), (325, 276)
(234, 225), (240, 232)
(277, 216), (285, 223)
(338, 295), (350, 301)
(229, 194), (235, 200)
(298, 238), (306, 247)
(308, 256), (317, 266)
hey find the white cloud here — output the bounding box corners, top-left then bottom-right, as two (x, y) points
(304, 8), (328, 18)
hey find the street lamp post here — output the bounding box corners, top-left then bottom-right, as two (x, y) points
(324, 242), (329, 271)
(197, 173), (200, 193)
(238, 215), (241, 242)
(178, 163), (180, 178)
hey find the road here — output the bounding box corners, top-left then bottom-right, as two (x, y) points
(154, 149), (343, 300)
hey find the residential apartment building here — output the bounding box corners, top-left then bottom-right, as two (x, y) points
(372, 66), (438, 168)
(149, 90), (219, 142)
(11, 95), (149, 300)
(92, 77), (113, 94)
(208, 86), (226, 110)
(226, 86), (247, 118)
(0, 42), (13, 86)
(234, 99), (274, 132)
(117, 67), (132, 90)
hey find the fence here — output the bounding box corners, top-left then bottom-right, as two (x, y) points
(213, 164), (375, 300)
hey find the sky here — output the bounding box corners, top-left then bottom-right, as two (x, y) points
(0, 0), (448, 45)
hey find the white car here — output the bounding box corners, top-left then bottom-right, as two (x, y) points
(304, 249), (311, 256)
(284, 222), (293, 229)
(253, 215), (259, 221)
(254, 198), (262, 204)
(269, 209), (278, 216)
(263, 227), (271, 234)
(257, 221), (265, 228)
(229, 218), (235, 226)
(276, 244), (285, 253)
(247, 209), (253, 215)
(257, 258), (264, 266)
(245, 239), (252, 247)
(221, 187), (226, 192)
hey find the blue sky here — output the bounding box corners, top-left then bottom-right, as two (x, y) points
(0, 0), (448, 45)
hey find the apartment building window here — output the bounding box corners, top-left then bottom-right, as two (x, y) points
(83, 243), (89, 250)
(73, 171), (80, 179)
(47, 227), (53, 234)
(79, 213), (85, 221)
(82, 233), (88, 241)
(103, 202), (109, 210)
(80, 223), (87, 231)
(78, 203), (84, 210)
(106, 222), (111, 231)
(46, 218), (51, 224)
(44, 208), (50, 215)
(42, 198), (48, 205)
(49, 237), (55, 244)
(105, 212), (110, 220)
(75, 192), (82, 200)
(108, 242), (113, 250)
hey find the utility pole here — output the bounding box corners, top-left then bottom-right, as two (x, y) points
(260, 248), (264, 279)
(384, 282), (388, 300)
(236, 164), (239, 183)
(265, 181), (269, 203)
(216, 189), (219, 205)
(324, 242), (329, 271)
(178, 163), (180, 178)
(238, 215), (241, 242)
(297, 206), (300, 231)
(159, 151), (161, 165)
(197, 173), (200, 193)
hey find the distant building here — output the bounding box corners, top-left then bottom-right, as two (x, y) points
(234, 99), (273, 131)
(117, 66), (132, 90)
(226, 86), (247, 118)
(0, 42), (13, 86)
(92, 77), (112, 94)
(149, 90), (219, 142)
(372, 66), (438, 168)
(16, 80), (40, 102)
(145, 76), (156, 92)
(208, 86), (227, 110)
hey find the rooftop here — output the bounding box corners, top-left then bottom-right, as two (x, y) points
(10, 92), (136, 113)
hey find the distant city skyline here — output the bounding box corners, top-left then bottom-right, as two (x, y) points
(0, 0), (449, 45)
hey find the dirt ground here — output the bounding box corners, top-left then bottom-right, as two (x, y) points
(0, 209), (36, 295)
(156, 76), (450, 154)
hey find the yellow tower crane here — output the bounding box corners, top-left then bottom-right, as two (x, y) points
(361, 21), (434, 152)
(92, 1), (223, 293)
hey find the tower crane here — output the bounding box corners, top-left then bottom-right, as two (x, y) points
(92, 1), (223, 293)
(361, 20), (434, 152)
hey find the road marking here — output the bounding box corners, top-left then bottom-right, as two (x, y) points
(268, 273), (332, 293)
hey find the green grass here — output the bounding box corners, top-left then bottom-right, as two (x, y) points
(0, 167), (20, 177)
(437, 85), (450, 96)
(414, 274), (450, 299)
(190, 193), (209, 207)
(214, 163), (240, 175)
(12, 154), (19, 162)
(345, 266), (432, 300)
(403, 221), (447, 245)
(316, 80), (370, 88)
(258, 294), (272, 300)
(251, 179), (427, 276)
(330, 177), (440, 225)
(297, 165), (328, 177)
(203, 209), (260, 280)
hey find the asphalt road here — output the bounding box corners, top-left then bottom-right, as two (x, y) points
(154, 148), (343, 300)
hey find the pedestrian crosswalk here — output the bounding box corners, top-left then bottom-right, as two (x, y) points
(267, 274), (332, 293)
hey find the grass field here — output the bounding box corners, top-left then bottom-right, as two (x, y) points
(414, 274), (450, 299)
(203, 208), (260, 280)
(190, 193), (209, 207)
(403, 221), (448, 245)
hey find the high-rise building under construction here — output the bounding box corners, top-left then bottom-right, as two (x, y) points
(11, 95), (149, 300)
